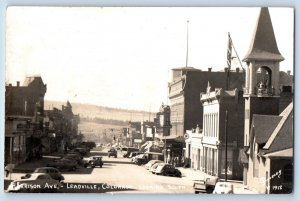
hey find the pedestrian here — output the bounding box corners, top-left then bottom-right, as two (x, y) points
(5, 166), (9, 177)
(5, 164), (14, 177)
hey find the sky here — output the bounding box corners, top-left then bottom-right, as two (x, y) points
(5, 7), (294, 112)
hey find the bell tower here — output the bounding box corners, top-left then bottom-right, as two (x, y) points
(243, 7), (284, 147)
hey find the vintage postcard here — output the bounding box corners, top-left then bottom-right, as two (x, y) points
(4, 7), (294, 194)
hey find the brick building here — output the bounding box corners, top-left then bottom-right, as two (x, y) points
(168, 67), (244, 138)
(5, 76), (47, 165)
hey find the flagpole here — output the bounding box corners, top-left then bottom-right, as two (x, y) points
(231, 40), (244, 71)
(225, 110), (228, 182)
(186, 20), (189, 68)
(226, 32), (232, 90)
(228, 33), (245, 71)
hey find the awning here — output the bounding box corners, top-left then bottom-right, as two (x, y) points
(157, 135), (185, 142)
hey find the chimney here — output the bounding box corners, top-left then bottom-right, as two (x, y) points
(287, 70), (291, 75)
(236, 68), (240, 73)
(208, 67), (212, 72)
(17, 81), (20, 87)
(8, 83), (12, 87)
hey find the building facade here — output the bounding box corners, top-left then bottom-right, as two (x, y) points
(5, 76), (47, 166)
(241, 8), (293, 193)
(199, 86), (244, 180)
(247, 103), (293, 193)
(168, 67), (245, 138)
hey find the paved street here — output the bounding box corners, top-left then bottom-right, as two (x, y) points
(63, 149), (194, 193)
(5, 148), (194, 194)
(5, 148), (255, 194)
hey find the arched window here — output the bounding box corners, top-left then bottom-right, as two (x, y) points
(256, 66), (274, 96)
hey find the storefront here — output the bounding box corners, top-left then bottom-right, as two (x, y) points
(159, 136), (185, 167)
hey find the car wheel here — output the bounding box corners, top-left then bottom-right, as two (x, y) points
(207, 187), (214, 194)
(195, 191), (199, 194)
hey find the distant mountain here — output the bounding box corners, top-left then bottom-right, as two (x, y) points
(44, 100), (156, 122)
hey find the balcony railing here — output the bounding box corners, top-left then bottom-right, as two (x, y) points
(256, 86), (274, 97)
(243, 86), (274, 97)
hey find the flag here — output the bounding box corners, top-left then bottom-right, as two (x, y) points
(227, 33), (233, 69)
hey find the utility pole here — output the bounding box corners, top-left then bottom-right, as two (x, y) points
(225, 110), (228, 181)
(185, 20), (189, 68)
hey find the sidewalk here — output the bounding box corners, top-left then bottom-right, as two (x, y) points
(178, 167), (257, 194)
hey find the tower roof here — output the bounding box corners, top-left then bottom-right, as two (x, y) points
(243, 7), (284, 62)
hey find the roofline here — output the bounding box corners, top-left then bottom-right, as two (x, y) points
(263, 102), (293, 149)
(263, 148), (293, 158)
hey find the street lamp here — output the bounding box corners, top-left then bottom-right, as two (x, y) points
(224, 110), (228, 181)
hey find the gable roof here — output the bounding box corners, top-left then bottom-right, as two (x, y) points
(243, 7), (284, 62)
(263, 102), (293, 151)
(251, 114), (282, 145)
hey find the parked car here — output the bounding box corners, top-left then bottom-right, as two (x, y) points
(73, 147), (89, 156)
(7, 173), (63, 192)
(47, 158), (77, 171)
(154, 163), (181, 177)
(144, 160), (164, 170)
(66, 151), (83, 160)
(213, 182), (234, 194)
(193, 176), (219, 194)
(150, 163), (165, 174)
(84, 156), (103, 168)
(134, 154), (148, 165)
(131, 153), (145, 162)
(129, 151), (144, 158)
(123, 147), (140, 158)
(108, 148), (117, 158)
(66, 153), (83, 164)
(28, 167), (64, 181)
